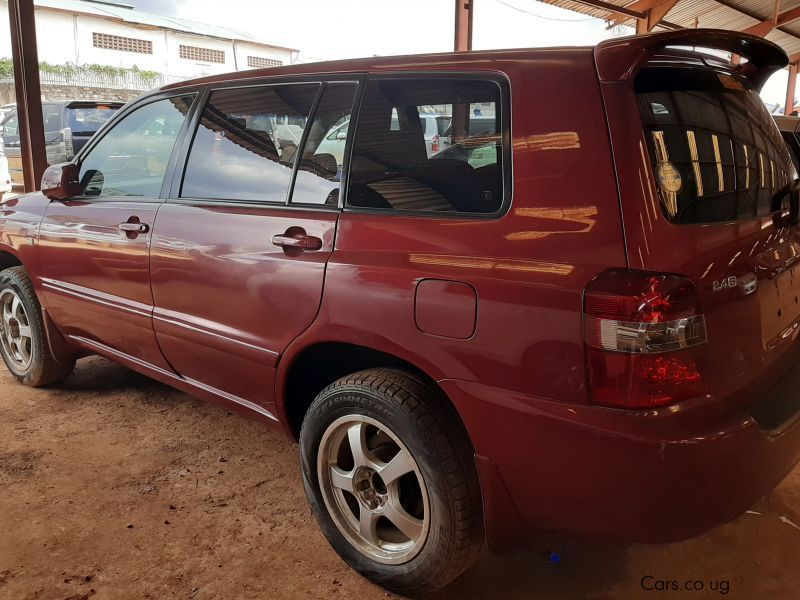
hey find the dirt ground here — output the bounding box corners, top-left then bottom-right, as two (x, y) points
(1, 357), (799, 600)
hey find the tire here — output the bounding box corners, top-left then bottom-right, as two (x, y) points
(0, 266), (75, 386)
(300, 368), (484, 594)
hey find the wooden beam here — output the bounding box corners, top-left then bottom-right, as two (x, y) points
(7, 0), (46, 193)
(610, 0), (674, 25)
(642, 0), (680, 32)
(573, 0), (646, 20)
(454, 0), (473, 52)
(742, 5), (800, 37)
(786, 63), (798, 115)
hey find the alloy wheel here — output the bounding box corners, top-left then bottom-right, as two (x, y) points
(0, 288), (32, 371)
(317, 414), (430, 564)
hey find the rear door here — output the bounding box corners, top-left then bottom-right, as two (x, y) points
(609, 53), (800, 412)
(149, 80), (359, 413)
(38, 93), (196, 370)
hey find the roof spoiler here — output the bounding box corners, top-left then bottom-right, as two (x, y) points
(594, 29), (787, 89)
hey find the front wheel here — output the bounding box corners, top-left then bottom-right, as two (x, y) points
(0, 266), (75, 386)
(299, 368), (484, 594)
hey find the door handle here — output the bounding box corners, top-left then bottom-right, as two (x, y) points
(118, 222), (149, 233)
(272, 229), (323, 252)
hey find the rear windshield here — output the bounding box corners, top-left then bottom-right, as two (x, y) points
(637, 68), (796, 225)
(67, 105), (120, 135)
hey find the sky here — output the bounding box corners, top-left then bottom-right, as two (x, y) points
(124, 0), (789, 106)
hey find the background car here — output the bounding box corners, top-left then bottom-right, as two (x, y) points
(0, 137), (10, 199)
(0, 103), (15, 123)
(0, 100), (123, 185)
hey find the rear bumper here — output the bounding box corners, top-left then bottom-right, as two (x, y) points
(441, 378), (800, 546)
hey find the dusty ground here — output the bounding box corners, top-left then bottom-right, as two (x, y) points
(1, 357), (799, 600)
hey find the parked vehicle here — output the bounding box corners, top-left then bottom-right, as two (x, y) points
(0, 100), (122, 185)
(1, 29), (800, 594)
(0, 103), (15, 123)
(314, 117), (350, 166)
(0, 137), (10, 199)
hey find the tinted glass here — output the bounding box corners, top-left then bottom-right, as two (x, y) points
(79, 95), (194, 198)
(181, 83), (319, 202)
(42, 106), (62, 132)
(1, 113), (17, 136)
(637, 68), (796, 224)
(347, 78), (503, 214)
(290, 82), (358, 205)
(67, 105), (120, 135)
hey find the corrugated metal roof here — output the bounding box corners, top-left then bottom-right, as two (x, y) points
(34, 0), (298, 51)
(540, 0), (800, 57)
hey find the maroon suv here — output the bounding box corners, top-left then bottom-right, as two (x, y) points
(1, 28), (800, 594)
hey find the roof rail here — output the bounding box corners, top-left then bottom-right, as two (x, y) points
(594, 29), (787, 89)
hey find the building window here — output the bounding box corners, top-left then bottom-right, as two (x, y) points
(247, 56), (283, 68)
(179, 44), (225, 64)
(92, 32), (152, 54)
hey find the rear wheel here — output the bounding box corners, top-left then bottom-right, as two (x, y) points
(0, 266), (74, 386)
(300, 368), (484, 594)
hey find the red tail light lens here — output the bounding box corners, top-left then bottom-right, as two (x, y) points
(584, 269), (707, 409)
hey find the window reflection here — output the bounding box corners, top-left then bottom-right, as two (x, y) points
(79, 95), (194, 198)
(181, 84), (319, 202)
(637, 68), (796, 224)
(290, 82), (358, 206)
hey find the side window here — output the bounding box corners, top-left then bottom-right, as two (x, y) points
(79, 95), (194, 198)
(290, 82), (358, 206)
(181, 83), (319, 202)
(2, 113), (18, 135)
(347, 78), (504, 214)
(43, 106), (62, 132)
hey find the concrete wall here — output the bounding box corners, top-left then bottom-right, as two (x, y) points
(0, 82), (140, 106)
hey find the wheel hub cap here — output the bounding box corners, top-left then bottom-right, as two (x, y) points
(317, 415), (430, 565)
(0, 288), (32, 371)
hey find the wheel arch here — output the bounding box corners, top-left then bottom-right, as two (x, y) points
(277, 340), (472, 449)
(0, 248), (23, 271)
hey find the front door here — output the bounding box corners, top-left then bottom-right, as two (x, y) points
(150, 81), (359, 413)
(38, 94), (196, 370)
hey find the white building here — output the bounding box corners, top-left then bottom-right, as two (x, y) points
(0, 0), (298, 79)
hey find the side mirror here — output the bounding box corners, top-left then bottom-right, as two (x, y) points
(41, 162), (80, 200)
(335, 130), (347, 141)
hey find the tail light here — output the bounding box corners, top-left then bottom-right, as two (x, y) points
(431, 134), (440, 153)
(584, 269), (707, 409)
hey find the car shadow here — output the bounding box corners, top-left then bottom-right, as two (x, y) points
(430, 533), (632, 600)
(59, 356), (174, 395)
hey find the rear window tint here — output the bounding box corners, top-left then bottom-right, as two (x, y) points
(347, 78), (504, 214)
(637, 68), (796, 224)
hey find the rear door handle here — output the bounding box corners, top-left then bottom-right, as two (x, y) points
(118, 222), (149, 233)
(272, 230), (322, 252)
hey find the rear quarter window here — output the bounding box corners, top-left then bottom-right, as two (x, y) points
(637, 68), (796, 225)
(346, 77), (506, 215)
